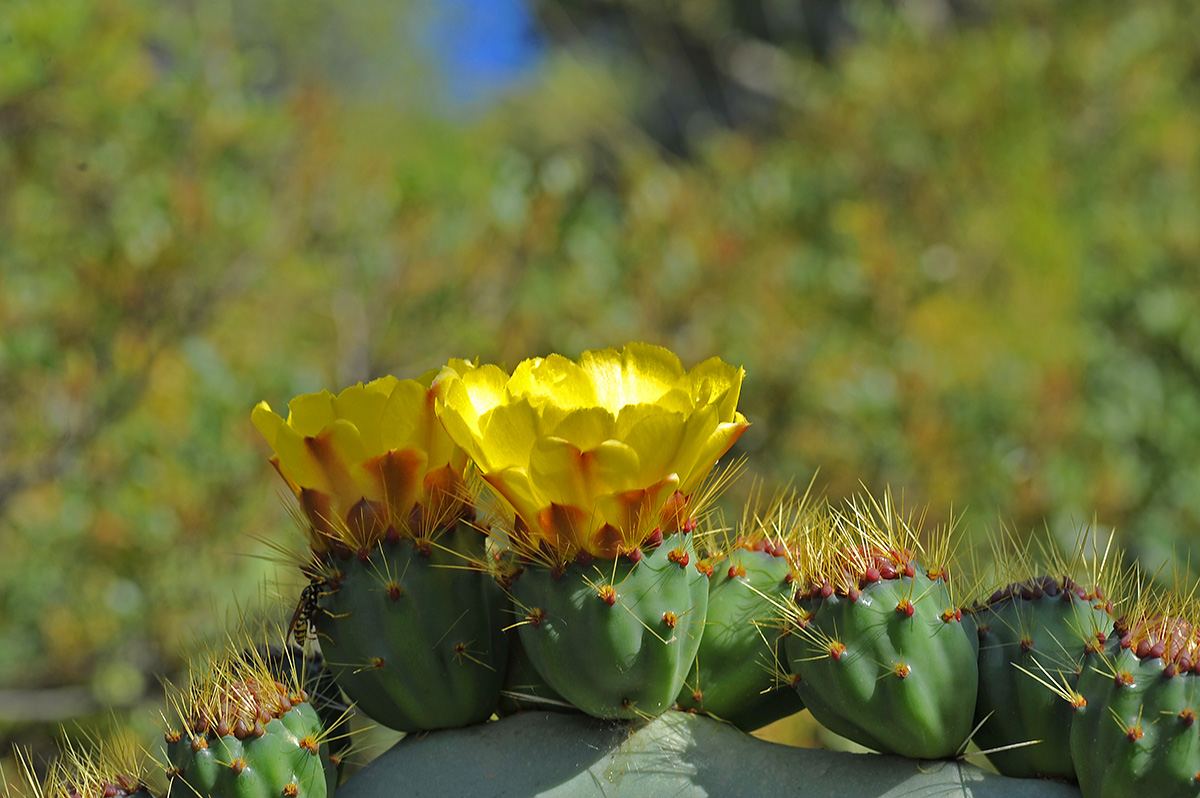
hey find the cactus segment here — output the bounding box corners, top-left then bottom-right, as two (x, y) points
(495, 627), (576, 716)
(971, 577), (1112, 779)
(786, 570), (978, 759)
(676, 547), (803, 729)
(1072, 622), (1200, 798)
(165, 685), (335, 798)
(513, 531), (708, 720)
(11, 729), (161, 798)
(314, 521), (508, 732)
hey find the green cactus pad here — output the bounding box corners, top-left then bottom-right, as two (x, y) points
(512, 532), (708, 720)
(338, 710), (1084, 798)
(166, 694), (335, 798)
(495, 627), (576, 716)
(315, 521), (508, 732)
(1071, 638), (1200, 798)
(972, 577), (1111, 779)
(786, 571), (978, 759)
(675, 547), (803, 729)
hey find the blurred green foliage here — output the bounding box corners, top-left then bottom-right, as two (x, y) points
(3, 0), (1200, 771)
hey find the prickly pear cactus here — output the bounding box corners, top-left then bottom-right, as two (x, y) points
(254, 372), (507, 732)
(495, 625), (575, 716)
(313, 521), (508, 731)
(12, 727), (162, 798)
(784, 497), (978, 759)
(433, 345), (751, 722)
(676, 542), (803, 729)
(163, 647), (337, 798)
(513, 530), (709, 719)
(971, 576), (1112, 779)
(1071, 613), (1200, 798)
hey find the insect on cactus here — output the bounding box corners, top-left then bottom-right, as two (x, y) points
(252, 371), (508, 732)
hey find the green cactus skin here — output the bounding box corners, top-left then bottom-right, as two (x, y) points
(1071, 638), (1200, 798)
(495, 627), (575, 716)
(675, 547), (804, 729)
(972, 577), (1111, 779)
(786, 571), (978, 759)
(315, 521), (508, 732)
(512, 531), (709, 720)
(167, 699), (335, 798)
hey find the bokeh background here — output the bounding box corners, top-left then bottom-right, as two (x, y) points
(4, 0), (1200, 775)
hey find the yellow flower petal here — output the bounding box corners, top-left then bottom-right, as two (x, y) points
(251, 401), (284, 447)
(679, 415), (750, 493)
(332, 378), (397, 455)
(689, 357), (745, 421)
(286, 391), (337, 436)
(483, 467), (544, 541)
(434, 343), (748, 558)
(620, 410), (688, 486)
(510, 354), (598, 409)
(579, 342), (684, 410)
(528, 437), (641, 509)
(549, 407), (617, 453)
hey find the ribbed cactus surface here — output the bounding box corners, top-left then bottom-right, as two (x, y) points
(314, 521), (507, 732)
(512, 531), (708, 719)
(1071, 621), (1200, 798)
(787, 560), (978, 759)
(165, 684), (335, 798)
(675, 545), (803, 729)
(972, 576), (1111, 779)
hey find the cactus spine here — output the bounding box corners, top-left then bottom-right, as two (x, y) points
(675, 487), (807, 729)
(969, 530), (1118, 779)
(162, 644), (338, 798)
(784, 494), (978, 759)
(1071, 585), (1200, 798)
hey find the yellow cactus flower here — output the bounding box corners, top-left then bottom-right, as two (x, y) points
(435, 343), (749, 559)
(252, 371), (470, 555)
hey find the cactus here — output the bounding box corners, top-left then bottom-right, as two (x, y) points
(969, 531), (1118, 779)
(434, 345), (749, 721)
(1070, 588), (1200, 798)
(784, 494), (978, 759)
(163, 644), (338, 798)
(253, 373), (507, 732)
(309, 521), (508, 732)
(675, 488), (807, 729)
(11, 728), (161, 798)
(495, 625), (576, 716)
(335, 710), (1084, 798)
(510, 529), (709, 719)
